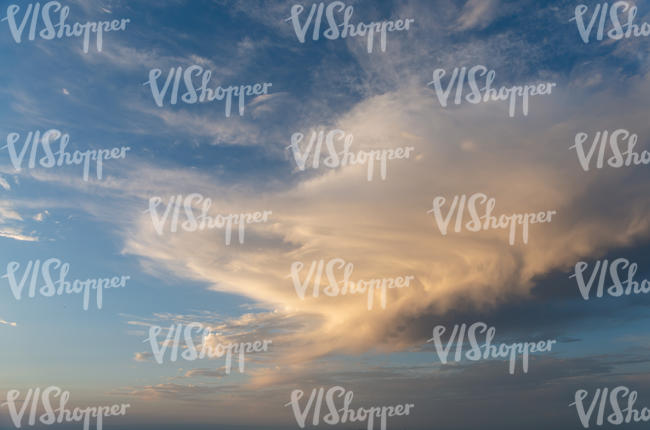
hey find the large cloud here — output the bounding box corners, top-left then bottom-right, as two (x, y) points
(107, 64), (650, 371)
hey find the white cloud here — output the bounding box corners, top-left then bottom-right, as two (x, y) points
(0, 203), (23, 222)
(134, 352), (153, 362)
(0, 176), (10, 191)
(112, 72), (650, 367)
(0, 228), (38, 242)
(0, 319), (17, 327)
(3, 2), (649, 371)
(7, 70), (650, 367)
(33, 210), (49, 222)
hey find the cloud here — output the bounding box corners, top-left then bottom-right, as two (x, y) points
(115, 383), (220, 402)
(0, 197), (39, 241)
(457, 0), (502, 30)
(134, 351), (153, 362)
(2, 4), (649, 411)
(33, 210), (49, 222)
(184, 368), (228, 378)
(13, 66), (650, 371)
(125, 310), (309, 368)
(0, 202), (23, 223)
(115, 71), (650, 367)
(0, 227), (38, 242)
(111, 350), (650, 428)
(0, 176), (10, 191)
(0, 319), (17, 327)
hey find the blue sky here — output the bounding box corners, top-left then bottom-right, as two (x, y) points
(1, 0), (650, 429)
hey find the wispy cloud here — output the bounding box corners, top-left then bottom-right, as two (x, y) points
(457, 0), (502, 30)
(134, 351), (153, 362)
(0, 175), (10, 191)
(33, 210), (49, 222)
(0, 319), (17, 327)
(0, 228), (38, 242)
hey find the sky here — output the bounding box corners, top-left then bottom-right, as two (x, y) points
(1, 0), (650, 429)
